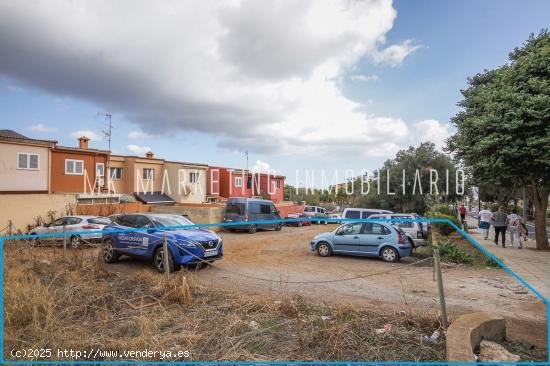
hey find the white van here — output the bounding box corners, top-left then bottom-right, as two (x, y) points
(369, 213), (427, 247)
(342, 208), (393, 220)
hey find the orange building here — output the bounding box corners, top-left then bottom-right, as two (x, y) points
(50, 136), (110, 193)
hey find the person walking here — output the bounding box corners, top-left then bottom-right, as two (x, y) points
(492, 206), (509, 248)
(508, 209), (526, 249)
(459, 203), (467, 229)
(478, 205), (493, 240)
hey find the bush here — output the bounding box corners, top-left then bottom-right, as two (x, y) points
(546, 210), (550, 218)
(426, 212), (461, 236)
(430, 204), (454, 217)
(437, 240), (472, 264)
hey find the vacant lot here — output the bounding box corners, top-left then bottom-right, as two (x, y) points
(100, 224), (546, 348)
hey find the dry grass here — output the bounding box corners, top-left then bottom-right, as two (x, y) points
(4, 242), (446, 362)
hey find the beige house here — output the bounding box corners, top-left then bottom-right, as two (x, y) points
(164, 161), (208, 203)
(108, 151), (165, 195)
(0, 130), (56, 193)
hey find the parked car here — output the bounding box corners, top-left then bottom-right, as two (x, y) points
(342, 208), (393, 220)
(369, 214), (427, 248)
(328, 213), (342, 224)
(310, 221), (411, 262)
(285, 212), (311, 227)
(29, 215), (111, 248)
(223, 197), (282, 233)
(102, 213), (222, 272)
(303, 205), (329, 224)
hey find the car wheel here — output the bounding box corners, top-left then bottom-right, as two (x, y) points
(29, 233), (39, 246)
(275, 223), (282, 231)
(70, 235), (82, 249)
(103, 237), (120, 263)
(248, 224), (257, 234)
(381, 246), (399, 263)
(153, 247), (178, 273)
(316, 242), (332, 257)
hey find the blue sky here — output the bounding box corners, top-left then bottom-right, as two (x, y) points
(0, 0), (548, 187)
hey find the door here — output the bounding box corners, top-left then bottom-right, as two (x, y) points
(47, 217), (67, 243)
(360, 223), (392, 254)
(96, 163), (105, 188)
(333, 222), (364, 252)
(258, 203), (275, 229)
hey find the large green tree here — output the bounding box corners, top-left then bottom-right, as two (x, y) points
(447, 30), (550, 249)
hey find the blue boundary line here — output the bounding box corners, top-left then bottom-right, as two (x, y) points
(1, 218), (549, 365)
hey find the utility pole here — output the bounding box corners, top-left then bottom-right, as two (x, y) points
(101, 113), (112, 192)
(244, 149), (249, 171)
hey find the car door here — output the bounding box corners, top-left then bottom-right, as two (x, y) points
(332, 222), (363, 252)
(258, 203), (275, 229)
(121, 214), (155, 257)
(64, 217), (84, 235)
(361, 223), (392, 254)
(45, 217), (67, 243)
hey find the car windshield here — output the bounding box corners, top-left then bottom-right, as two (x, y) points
(150, 215), (194, 228)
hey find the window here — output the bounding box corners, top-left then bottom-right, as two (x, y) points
(260, 204), (272, 214)
(364, 223), (390, 235)
(51, 218), (66, 226)
(134, 215), (153, 228)
(345, 210), (360, 219)
(226, 203), (246, 215)
(340, 223), (363, 235)
(17, 153), (39, 170)
(235, 176), (243, 187)
(110, 167), (123, 180)
(247, 176), (252, 189)
(96, 163), (104, 177)
(143, 168), (154, 180)
(65, 159), (84, 175)
(189, 172), (198, 183)
(274, 179), (281, 189)
(66, 217), (83, 225)
(304, 206), (315, 212)
(361, 211), (374, 219)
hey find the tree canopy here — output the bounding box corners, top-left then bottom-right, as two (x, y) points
(447, 30), (550, 249)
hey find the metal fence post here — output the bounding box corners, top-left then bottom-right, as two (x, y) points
(63, 225), (67, 259)
(433, 247), (448, 329)
(163, 233), (170, 275)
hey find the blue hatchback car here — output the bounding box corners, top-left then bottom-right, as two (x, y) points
(102, 213), (222, 272)
(310, 221), (411, 262)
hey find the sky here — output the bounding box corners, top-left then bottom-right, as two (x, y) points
(0, 0), (548, 187)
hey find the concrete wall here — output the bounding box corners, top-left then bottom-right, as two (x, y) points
(0, 193), (77, 232)
(150, 204), (224, 229)
(0, 141), (50, 192)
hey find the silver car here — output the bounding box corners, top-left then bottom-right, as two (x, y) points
(369, 214), (427, 247)
(303, 205), (329, 224)
(29, 215), (111, 248)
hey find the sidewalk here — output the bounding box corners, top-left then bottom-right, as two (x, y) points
(465, 217), (550, 300)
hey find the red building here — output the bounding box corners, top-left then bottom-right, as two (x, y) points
(207, 167), (285, 203)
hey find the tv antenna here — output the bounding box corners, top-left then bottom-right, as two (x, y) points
(100, 113), (112, 153)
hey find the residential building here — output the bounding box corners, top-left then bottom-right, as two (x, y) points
(209, 167), (285, 202)
(50, 136), (110, 193)
(164, 160), (208, 203)
(0, 130), (56, 193)
(108, 151), (164, 195)
(206, 166), (220, 202)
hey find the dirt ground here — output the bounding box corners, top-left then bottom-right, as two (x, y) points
(30, 224), (548, 349)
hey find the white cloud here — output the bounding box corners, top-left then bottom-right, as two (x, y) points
(70, 130), (102, 140)
(411, 119), (452, 151)
(250, 160), (271, 173)
(26, 123), (57, 132)
(372, 39), (422, 67)
(0, 0), (431, 159)
(126, 144), (152, 155)
(350, 74), (379, 82)
(128, 131), (148, 139)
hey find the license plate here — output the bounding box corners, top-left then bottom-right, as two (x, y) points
(204, 250), (218, 257)
(225, 219), (233, 222)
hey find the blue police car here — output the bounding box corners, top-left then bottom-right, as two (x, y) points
(102, 213), (223, 272)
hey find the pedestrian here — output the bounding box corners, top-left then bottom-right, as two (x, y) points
(459, 203), (467, 228)
(492, 206), (509, 248)
(508, 209), (526, 249)
(478, 205), (492, 240)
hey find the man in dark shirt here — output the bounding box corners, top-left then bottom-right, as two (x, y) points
(492, 206), (509, 248)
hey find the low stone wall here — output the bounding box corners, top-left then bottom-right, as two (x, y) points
(446, 312), (506, 361)
(76, 202), (150, 216)
(150, 204), (224, 230)
(0, 193), (77, 233)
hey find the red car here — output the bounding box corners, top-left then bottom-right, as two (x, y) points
(285, 212), (311, 227)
